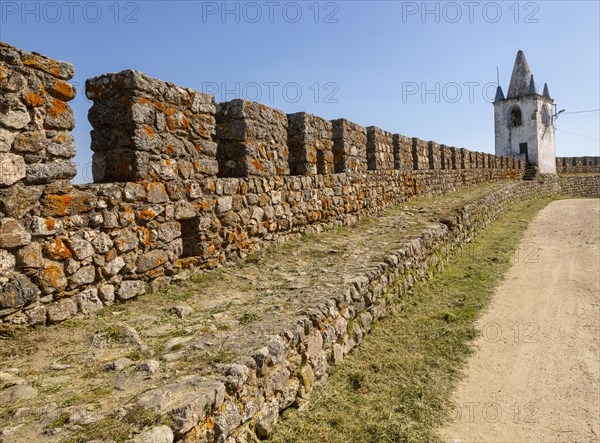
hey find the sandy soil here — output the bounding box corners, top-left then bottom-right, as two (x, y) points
(439, 199), (600, 442)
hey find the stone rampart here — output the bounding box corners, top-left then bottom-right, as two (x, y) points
(556, 156), (600, 174)
(2, 41), (589, 329)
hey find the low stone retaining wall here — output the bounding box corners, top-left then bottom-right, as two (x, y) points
(157, 179), (563, 443)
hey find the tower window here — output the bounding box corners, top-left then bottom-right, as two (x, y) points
(508, 106), (522, 128)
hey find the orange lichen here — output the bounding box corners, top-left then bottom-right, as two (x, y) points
(25, 93), (44, 107)
(22, 55), (61, 77)
(46, 195), (73, 216)
(47, 98), (67, 117)
(44, 239), (72, 260)
(182, 117), (190, 129)
(166, 116), (176, 131)
(165, 107), (176, 116)
(139, 97), (150, 106)
(153, 101), (164, 111)
(51, 80), (75, 100)
(252, 160), (264, 172)
(144, 126), (155, 138)
(41, 264), (65, 288)
(139, 209), (156, 221)
(197, 125), (207, 138)
(45, 218), (56, 231)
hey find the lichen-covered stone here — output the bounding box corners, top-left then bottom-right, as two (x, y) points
(38, 260), (67, 294)
(136, 250), (168, 273)
(0, 274), (40, 308)
(16, 242), (43, 269)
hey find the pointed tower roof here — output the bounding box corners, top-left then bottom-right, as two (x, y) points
(494, 85), (505, 101)
(507, 50), (533, 98)
(528, 75), (536, 94)
(543, 83), (551, 98)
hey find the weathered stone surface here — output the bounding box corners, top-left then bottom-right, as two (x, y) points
(20, 50), (75, 80)
(24, 303), (46, 325)
(136, 250), (168, 273)
(0, 274), (40, 308)
(174, 201), (196, 220)
(46, 139), (76, 158)
(38, 260), (68, 294)
(68, 239), (94, 260)
(118, 280), (145, 300)
(98, 284), (115, 305)
(136, 375), (225, 436)
(12, 132), (47, 153)
(46, 297), (77, 323)
(170, 302), (193, 319)
(0, 97), (29, 129)
(129, 425), (174, 443)
(114, 231), (139, 253)
(120, 325), (143, 346)
(0, 385), (38, 403)
(41, 189), (97, 217)
(77, 287), (103, 315)
(70, 265), (95, 286)
(0, 184), (43, 218)
(25, 161), (77, 184)
(16, 242), (43, 269)
(0, 153), (26, 186)
(104, 357), (133, 371)
(137, 360), (160, 374)
(255, 400), (279, 437)
(146, 183), (168, 203)
(0, 218), (31, 248)
(0, 128), (16, 152)
(158, 222), (181, 243)
(103, 257), (125, 276)
(43, 238), (71, 260)
(0, 249), (16, 274)
(92, 232), (113, 254)
(30, 216), (61, 236)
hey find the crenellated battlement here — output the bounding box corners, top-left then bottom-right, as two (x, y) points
(0, 41), (533, 327)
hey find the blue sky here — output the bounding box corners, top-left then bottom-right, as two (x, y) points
(2, 0), (599, 183)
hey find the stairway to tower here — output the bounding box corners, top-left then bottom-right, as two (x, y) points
(523, 164), (539, 180)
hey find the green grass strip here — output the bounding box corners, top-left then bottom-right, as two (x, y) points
(268, 197), (555, 443)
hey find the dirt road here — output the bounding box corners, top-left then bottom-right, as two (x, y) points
(438, 199), (600, 443)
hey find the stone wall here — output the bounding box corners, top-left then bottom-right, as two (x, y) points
(0, 40), (572, 330)
(149, 177), (566, 443)
(556, 156), (600, 174)
(559, 175), (600, 198)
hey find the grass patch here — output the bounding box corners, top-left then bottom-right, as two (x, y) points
(239, 312), (261, 324)
(67, 407), (160, 443)
(268, 197), (554, 443)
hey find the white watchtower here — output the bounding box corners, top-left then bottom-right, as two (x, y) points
(493, 51), (556, 174)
